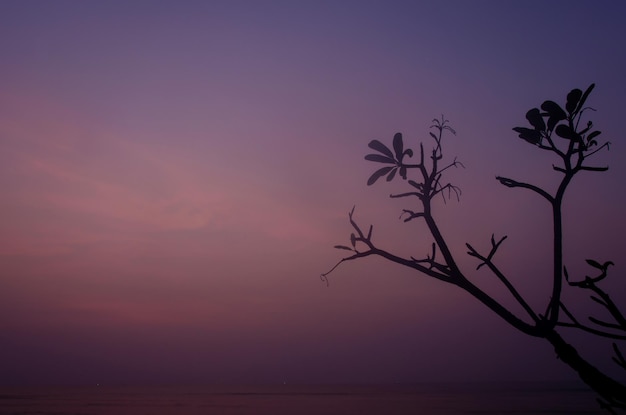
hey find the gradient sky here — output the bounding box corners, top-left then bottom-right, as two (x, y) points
(1, 1), (626, 386)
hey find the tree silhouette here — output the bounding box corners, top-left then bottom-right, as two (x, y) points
(323, 84), (626, 412)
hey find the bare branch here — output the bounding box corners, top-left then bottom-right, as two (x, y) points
(466, 237), (539, 323)
(591, 295), (609, 308)
(321, 250), (374, 285)
(432, 182), (461, 202)
(495, 176), (554, 203)
(578, 165), (609, 172)
(400, 210), (425, 222)
(589, 317), (624, 331)
(559, 302), (626, 340)
(567, 261), (626, 332)
(613, 343), (626, 370)
(555, 322), (626, 340)
(437, 157), (465, 174)
(583, 141), (611, 159)
(390, 191), (423, 200)
(560, 302), (579, 325)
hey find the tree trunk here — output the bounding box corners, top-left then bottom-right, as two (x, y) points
(545, 330), (626, 409)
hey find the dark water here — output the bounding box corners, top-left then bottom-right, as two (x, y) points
(0, 382), (602, 414)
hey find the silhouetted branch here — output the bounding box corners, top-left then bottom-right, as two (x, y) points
(407, 243), (452, 274)
(495, 176), (554, 203)
(558, 302), (626, 340)
(321, 251), (374, 286)
(390, 191), (423, 200)
(613, 343), (626, 370)
(399, 210), (424, 222)
(438, 157), (465, 174)
(565, 261), (626, 337)
(322, 207), (453, 284)
(555, 322), (626, 340)
(589, 317), (624, 331)
(432, 183), (461, 202)
(583, 141), (611, 159)
(466, 236), (539, 323)
(578, 165), (609, 172)
(325, 86), (624, 410)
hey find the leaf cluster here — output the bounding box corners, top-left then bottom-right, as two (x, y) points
(365, 133), (414, 185)
(513, 84), (603, 151)
(364, 117), (462, 209)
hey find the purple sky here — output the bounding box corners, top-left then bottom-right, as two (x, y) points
(1, 1), (625, 386)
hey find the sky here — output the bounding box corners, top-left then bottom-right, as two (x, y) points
(1, 0), (626, 386)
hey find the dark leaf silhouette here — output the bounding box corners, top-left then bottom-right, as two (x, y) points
(365, 154), (396, 164)
(350, 233), (356, 248)
(399, 166), (407, 179)
(386, 167), (397, 181)
(541, 100), (567, 120)
(555, 124), (575, 140)
(334, 245), (353, 251)
(587, 131), (601, 142)
(512, 127), (541, 144)
(585, 260), (614, 271)
(526, 108), (545, 131)
(368, 139), (394, 159)
(367, 166), (394, 185)
(541, 100), (567, 131)
(404, 149), (414, 158)
(586, 259), (603, 269)
(566, 88), (583, 114)
(575, 83), (596, 114)
(393, 133), (404, 160)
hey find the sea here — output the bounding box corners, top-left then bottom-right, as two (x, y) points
(0, 382), (603, 414)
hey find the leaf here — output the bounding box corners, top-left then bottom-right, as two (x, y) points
(429, 132), (437, 140)
(365, 154), (396, 164)
(541, 100), (567, 132)
(525, 108), (545, 131)
(602, 261), (614, 269)
(399, 166), (407, 179)
(386, 167), (397, 182)
(350, 233), (356, 248)
(555, 124), (575, 140)
(575, 83), (595, 114)
(512, 127), (541, 144)
(368, 140), (394, 159)
(547, 117), (561, 132)
(367, 166), (394, 185)
(393, 133), (404, 160)
(334, 245), (353, 251)
(586, 130), (601, 142)
(541, 100), (567, 122)
(586, 259), (602, 269)
(566, 88), (582, 114)
(403, 149), (414, 158)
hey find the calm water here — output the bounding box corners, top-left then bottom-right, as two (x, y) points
(0, 382), (602, 414)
